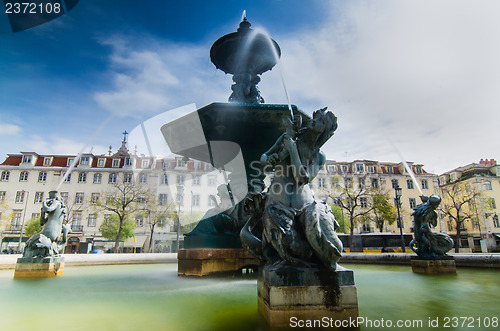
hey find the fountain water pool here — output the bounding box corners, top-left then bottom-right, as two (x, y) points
(1, 263), (498, 331)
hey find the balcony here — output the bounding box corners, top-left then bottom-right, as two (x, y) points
(71, 225), (84, 232)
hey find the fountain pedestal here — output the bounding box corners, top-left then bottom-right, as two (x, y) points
(14, 256), (64, 279)
(258, 265), (359, 327)
(177, 248), (259, 277)
(411, 256), (456, 274)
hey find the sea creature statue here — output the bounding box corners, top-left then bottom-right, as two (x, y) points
(409, 195), (453, 257)
(241, 108), (343, 269)
(23, 191), (71, 258)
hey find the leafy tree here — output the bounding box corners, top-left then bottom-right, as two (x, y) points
(94, 176), (150, 252)
(441, 182), (492, 253)
(329, 203), (347, 234)
(371, 190), (397, 232)
(99, 214), (135, 242)
(330, 175), (375, 252)
(0, 200), (13, 238)
(140, 197), (176, 253)
(23, 217), (42, 238)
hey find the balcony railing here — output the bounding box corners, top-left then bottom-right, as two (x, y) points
(71, 225), (83, 232)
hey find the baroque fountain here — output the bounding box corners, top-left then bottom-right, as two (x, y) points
(161, 15), (357, 326)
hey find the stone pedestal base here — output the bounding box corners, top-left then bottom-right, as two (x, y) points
(14, 257), (65, 279)
(411, 256), (456, 274)
(258, 265), (359, 328)
(177, 248), (260, 277)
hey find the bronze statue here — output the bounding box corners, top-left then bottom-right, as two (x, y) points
(241, 108), (343, 269)
(22, 191), (71, 258)
(409, 195), (453, 257)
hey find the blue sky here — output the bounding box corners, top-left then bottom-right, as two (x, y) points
(1, 0), (499, 174)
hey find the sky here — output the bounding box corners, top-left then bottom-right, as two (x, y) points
(1, 0), (499, 175)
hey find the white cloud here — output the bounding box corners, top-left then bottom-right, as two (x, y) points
(261, 0), (500, 174)
(23, 135), (108, 156)
(0, 123), (21, 135)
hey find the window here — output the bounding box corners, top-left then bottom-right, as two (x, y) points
(22, 155), (32, 163)
(91, 193), (100, 203)
(15, 191), (25, 203)
(391, 179), (399, 189)
(328, 165), (336, 173)
(72, 212), (82, 231)
(356, 164), (364, 172)
(141, 160), (149, 168)
(208, 175), (217, 186)
(124, 173), (133, 183)
(0, 191), (5, 201)
(97, 158), (105, 167)
(78, 172), (87, 183)
(439, 177), (446, 185)
(19, 171), (29, 182)
(450, 173), (457, 181)
(136, 217), (144, 227)
(43, 157), (52, 166)
(64, 173), (71, 182)
(124, 157), (133, 166)
(139, 173), (147, 184)
(341, 165), (348, 173)
(177, 175), (185, 186)
(138, 195), (147, 203)
(192, 175), (201, 186)
(177, 159), (186, 167)
(208, 196), (215, 207)
(108, 173), (117, 184)
(93, 173), (102, 184)
(60, 192), (69, 205)
(386, 166), (393, 173)
(407, 179), (414, 189)
(38, 171), (47, 182)
(493, 215), (500, 228)
(345, 178), (353, 189)
(112, 159), (120, 167)
(192, 194), (200, 207)
(1, 171), (10, 181)
(367, 165), (375, 173)
(409, 198), (417, 209)
(358, 178), (365, 188)
(67, 158), (74, 167)
(318, 178), (326, 188)
(362, 223), (371, 233)
(490, 198), (497, 209)
(34, 192), (44, 203)
(161, 174), (168, 185)
(484, 181), (493, 191)
(159, 194), (168, 205)
(31, 213), (40, 220)
(415, 167), (422, 174)
(421, 179), (428, 190)
(371, 179), (378, 188)
(80, 156), (90, 165)
(12, 212), (22, 227)
(163, 161), (170, 169)
(359, 197), (368, 208)
(75, 192), (84, 204)
(88, 214), (97, 227)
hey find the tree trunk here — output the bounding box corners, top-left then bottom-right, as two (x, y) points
(149, 224), (156, 253)
(455, 220), (461, 253)
(349, 217), (355, 252)
(114, 218), (124, 253)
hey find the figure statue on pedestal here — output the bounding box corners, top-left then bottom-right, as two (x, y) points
(241, 108), (343, 269)
(409, 195), (453, 257)
(22, 191), (71, 258)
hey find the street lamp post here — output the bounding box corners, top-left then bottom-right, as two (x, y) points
(18, 190), (29, 254)
(394, 184), (405, 253)
(176, 185), (184, 253)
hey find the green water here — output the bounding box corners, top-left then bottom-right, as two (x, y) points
(0, 263), (498, 331)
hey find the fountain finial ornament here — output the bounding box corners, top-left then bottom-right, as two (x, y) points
(210, 16), (281, 104)
(409, 195), (454, 257)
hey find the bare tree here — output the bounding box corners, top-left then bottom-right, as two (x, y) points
(330, 175), (375, 252)
(441, 182), (492, 253)
(94, 175), (150, 253)
(140, 197), (176, 253)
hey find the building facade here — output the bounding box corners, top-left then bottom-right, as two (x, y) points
(439, 159), (500, 252)
(0, 140), (224, 253)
